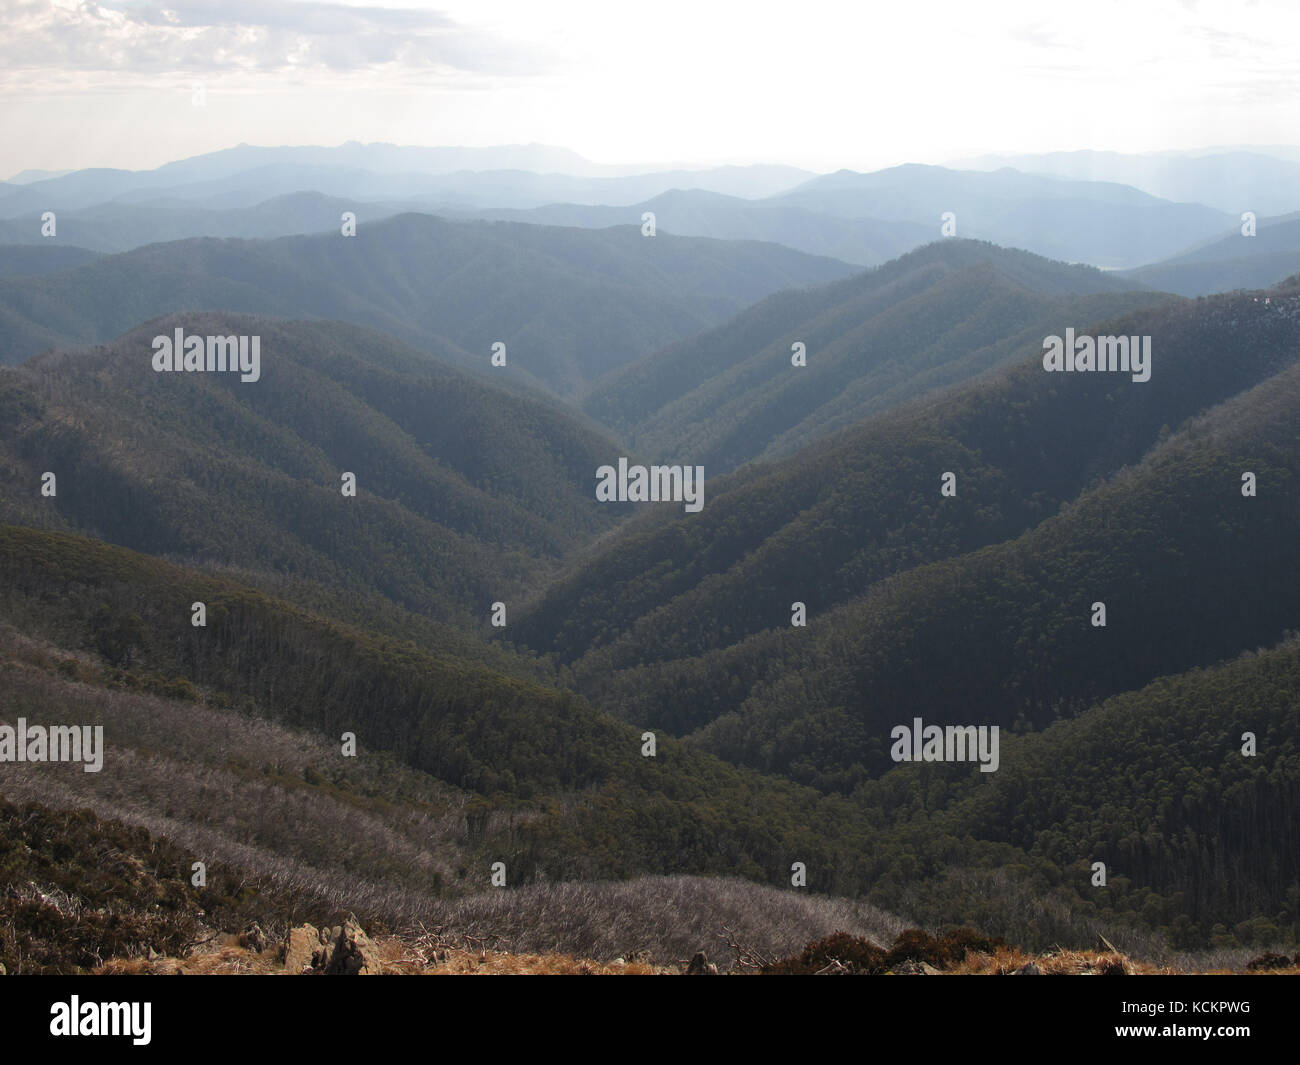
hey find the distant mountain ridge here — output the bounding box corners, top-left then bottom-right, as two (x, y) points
(444, 188), (931, 266)
(0, 213), (855, 395)
(0, 142), (815, 216)
(0, 192), (420, 254)
(1120, 211), (1300, 296)
(0, 144), (1266, 277)
(766, 164), (1234, 268)
(954, 148), (1300, 216)
(434, 164), (1244, 272)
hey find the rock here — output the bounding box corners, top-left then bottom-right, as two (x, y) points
(1011, 962), (1043, 975)
(311, 926), (340, 970)
(238, 923), (268, 953)
(893, 959), (941, 975)
(322, 915), (382, 976)
(282, 924), (319, 972)
(686, 951), (717, 975)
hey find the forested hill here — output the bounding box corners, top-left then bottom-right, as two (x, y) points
(517, 286), (1300, 676)
(582, 240), (1170, 473)
(0, 523), (880, 891)
(0, 274), (1294, 961)
(0, 213), (856, 396)
(0, 243), (101, 277)
(680, 354), (1300, 790)
(0, 313), (631, 629)
(848, 631), (1300, 950)
(3, 519), (1297, 954)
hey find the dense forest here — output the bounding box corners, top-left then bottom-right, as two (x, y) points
(516, 287), (1299, 674)
(1, 245), (1297, 962)
(583, 240), (1167, 470)
(0, 313), (631, 627)
(3, 519), (1297, 953)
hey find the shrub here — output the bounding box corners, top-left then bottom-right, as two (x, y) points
(1245, 951), (1293, 971)
(766, 926), (1007, 975)
(763, 931), (887, 974)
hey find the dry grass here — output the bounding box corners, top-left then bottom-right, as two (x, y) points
(948, 946), (1300, 976)
(97, 931), (1300, 976)
(98, 935), (665, 976)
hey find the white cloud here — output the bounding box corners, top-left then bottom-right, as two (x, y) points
(0, 0), (543, 76)
(1, 0), (1297, 173)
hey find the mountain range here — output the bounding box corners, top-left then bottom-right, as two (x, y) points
(6, 143), (1297, 287)
(2, 144), (1299, 968)
(0, 214), (853, 396)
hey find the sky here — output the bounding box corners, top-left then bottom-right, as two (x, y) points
(2, 0), (1298, 175)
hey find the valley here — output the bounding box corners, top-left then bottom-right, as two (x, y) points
(3, 13), (1299, 1002)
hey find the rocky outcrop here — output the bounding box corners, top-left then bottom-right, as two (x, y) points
(238, 923), (268, 953)
(323, 916), (383, 975)
(282, 923), (319, 973)
(280, 916), (383, 974)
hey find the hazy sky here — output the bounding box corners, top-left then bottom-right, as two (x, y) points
(2, 0), (1298, 174)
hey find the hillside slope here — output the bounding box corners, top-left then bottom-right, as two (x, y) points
(600, 342), (1300, 791)
(520, 287), (1299, 678)
(0, 313), (628, 627)
(583, 240), (1168, 471)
